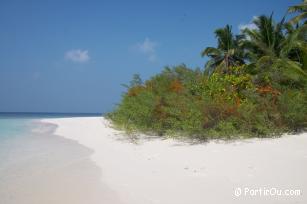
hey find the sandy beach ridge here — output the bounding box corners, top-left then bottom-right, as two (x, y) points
(43, 117), (307, 204)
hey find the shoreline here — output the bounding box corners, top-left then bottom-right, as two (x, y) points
(43, 116), (307, 204)
(0, 118), (121, 204)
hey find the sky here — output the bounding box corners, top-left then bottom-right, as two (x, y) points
(0, 0), (299, 113)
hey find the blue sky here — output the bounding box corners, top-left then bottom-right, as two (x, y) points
(0, 0), (298, 113)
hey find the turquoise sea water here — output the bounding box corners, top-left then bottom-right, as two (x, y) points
(0, 112), (101, 139)
(0, 118), (31, 139)
(0, 112), (109, 204)
(0, 112), (102, 166)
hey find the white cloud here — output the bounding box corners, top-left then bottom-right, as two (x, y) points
(239, 23), (257, 31)
(65, 49), (90, 63)
(136, 38), (157, 62)
(238, 16), (258, 31)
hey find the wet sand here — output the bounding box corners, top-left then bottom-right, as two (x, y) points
(0, 121), (121, 204)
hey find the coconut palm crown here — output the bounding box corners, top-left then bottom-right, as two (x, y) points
(201, 25), (245, 74)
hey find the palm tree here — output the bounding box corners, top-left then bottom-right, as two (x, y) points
(242, 14), (307, 61)
(201, 25), (244, 74)
(282, 22), (307, 67)
(242, 14), (307, 84)
(241, 14), (285, 62)
(288, 0), (307, 25)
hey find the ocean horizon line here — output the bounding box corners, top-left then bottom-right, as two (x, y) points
(0, 112), (103, 119)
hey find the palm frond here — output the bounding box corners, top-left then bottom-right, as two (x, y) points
(289, 13), (307, 25)
(288, 1), (307, 24)
(201, 47), (222, 57)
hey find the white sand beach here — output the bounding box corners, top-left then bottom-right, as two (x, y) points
(44, 117), (307, 204)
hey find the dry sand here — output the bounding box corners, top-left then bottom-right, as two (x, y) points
(44, 117), (307, 204)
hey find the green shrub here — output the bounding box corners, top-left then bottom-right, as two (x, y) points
(108, 64), (306, 140)
(278, 89), (307, 130)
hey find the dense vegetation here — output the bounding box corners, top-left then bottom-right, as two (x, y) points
(108, 1), (307, 139)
